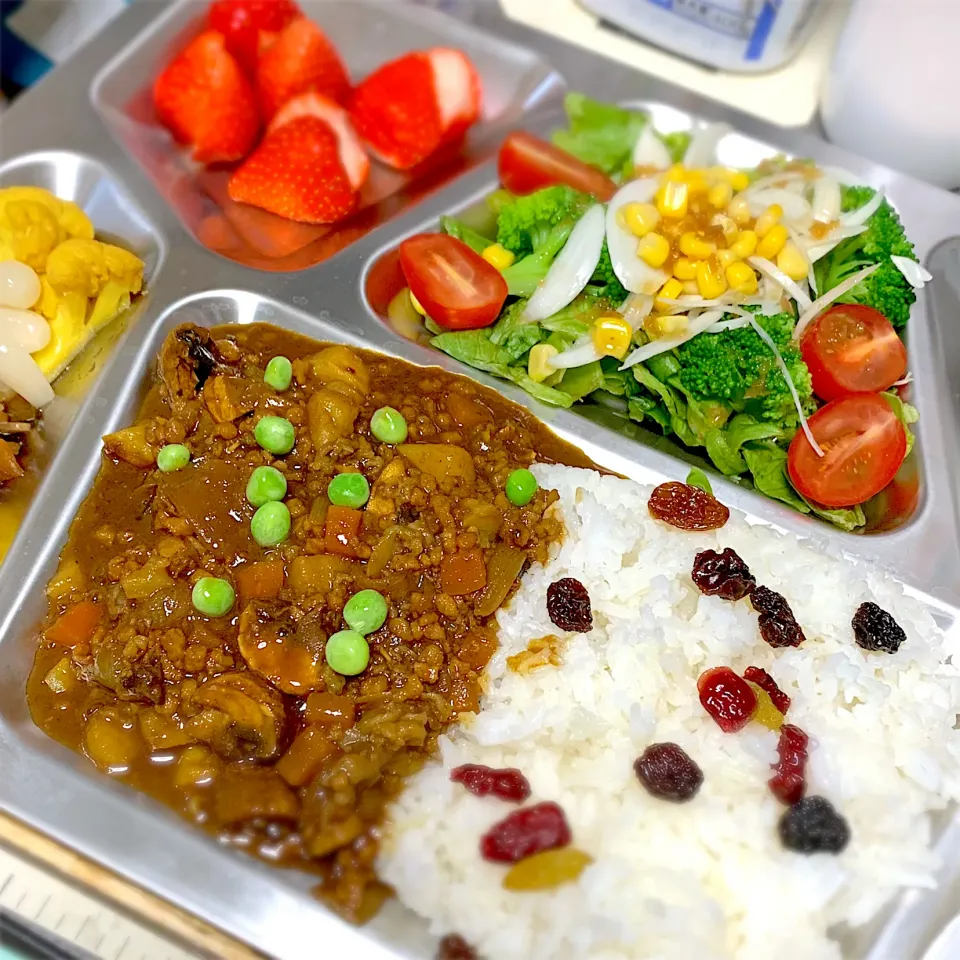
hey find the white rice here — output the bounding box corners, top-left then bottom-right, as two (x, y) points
(379, 466), (960, 960)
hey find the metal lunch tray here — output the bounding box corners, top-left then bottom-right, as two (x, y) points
(1, 2), (960, 957)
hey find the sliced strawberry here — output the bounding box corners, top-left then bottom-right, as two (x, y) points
(349, 52), (444, 171)
(208, 0), (301, 74)
(228, 115), (358, 224)
(427, 47), (482, 136)
(269, 92), (369, 191)
(153, 30), (260, 164)
(256, 17), (350, 118)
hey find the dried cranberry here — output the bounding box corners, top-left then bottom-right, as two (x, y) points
(852, 601), (906, 654)
(778, 795), (850, 854)
(634, 743), (703, 802)
(697, 667), (757, 733)
(691, 548), (756, 600)
(480, 801), (572, 863)
(451, 764), (531, 803)
(648, 481), (730, 531)
(769, 724), (808, 805)
(750, 586), (805, 648)
(743, 666), (791, 715)
(546, 578), (592, 633)
(437, 935), (477, 960)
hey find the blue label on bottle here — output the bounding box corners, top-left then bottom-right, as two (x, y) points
(746, 0), (781, 60)
(642, 0), (782, 55)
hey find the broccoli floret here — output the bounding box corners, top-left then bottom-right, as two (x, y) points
(814, 186), (917, 329)
(676, 312), (812, 426)
(495, 185), (590, 257)
(588, 241), (628, 304)
(501, 220), (575, 297)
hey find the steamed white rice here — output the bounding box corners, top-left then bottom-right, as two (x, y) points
(379, 466), (960, 960)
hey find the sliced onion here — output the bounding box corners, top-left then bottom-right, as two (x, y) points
(793, 264), (880, 341)
(893, 373), (914, 387)
(804, 224), (869, 263)
(632, 125), (671, 170)
(745, 314), (823, 458)
(891, 255), (932, 288)
(0, 308), (51, 352)
(550, 336), (602, 370)
(683, 122), (732, 169)
(620, 310), (726, 370)
(655, 294), (741, 315)
(708, 316), (751, 332)
(524, 204), (605, 322)
(810, 175), (841, 223)
(619, 292), (654, 328)
(749, 256), (812, 311)
(840, 187), (885, 227)
(747, 188), (811, 222)
(0, 343), (54, 407)
(742, 298), (786, 316)
(605, 179), (667, 295)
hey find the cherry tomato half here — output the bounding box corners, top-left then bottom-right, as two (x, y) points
(498, 131), (616, 201)
(399, 233), (508, 331)
(787, 393), (907, 508)
(800, 304), (907, 402)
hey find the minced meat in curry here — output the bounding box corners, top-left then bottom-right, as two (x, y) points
(27, 322), (592, 920)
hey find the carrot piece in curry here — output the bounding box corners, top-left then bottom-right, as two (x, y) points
(440, 547), (487, 596)
(45, 600), (102, 647)
(324, 504), (363, 557)
(236, 559), (285, 602)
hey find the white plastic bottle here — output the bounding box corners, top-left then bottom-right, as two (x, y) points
(578, 0), (823, 73)
(821, 0), (960, 190)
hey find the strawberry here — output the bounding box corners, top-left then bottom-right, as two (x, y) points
(269, 92), (369, 191)
(153, 30), (260, 164)
(256, 17), (350, 118)
(208, 0), (300, 74)
(349, 48), (482, 171)
(228, 116), (358, 224)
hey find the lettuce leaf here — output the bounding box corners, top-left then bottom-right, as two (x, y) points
(705, 414), (783, 476)
(552, 94), (648, 174)
(439, 215), (492, 255)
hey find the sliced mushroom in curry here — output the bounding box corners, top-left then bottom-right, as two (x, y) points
(27, 321), (594, 921)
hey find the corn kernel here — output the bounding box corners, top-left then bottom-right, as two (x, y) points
(730, 171), (750, 192)
(665, 163), (687, 182)
(622, 202), (661, 238)
(729, 229), (758, 259)
(672, 256), (698, 281)
(656, 181), (689, 219)
(686, 173), (709, 196)
(527, 343), (559, 383)
(678, 231), (716, 261)
(708, 181), (733, 209)
(777, 241), (809, 282)
(727, 195), (752, 225)
(756, 223), (788, 260)
(591, 316), (633, 359)
(481, 243), (515, 270)
(716, 248), (738, 269)
(654, 277), (683, 310)
(726, 261), (758, 295)
(682, 280), (699, 295)
(637, 231), (670, 268)
(755, 204), (783, 238)
(696, 256), (728, 300)
(409, 290), (427, 316)
(647, 313), (688, 338)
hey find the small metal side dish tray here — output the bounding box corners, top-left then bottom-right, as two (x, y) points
(1, 2), (959, 959)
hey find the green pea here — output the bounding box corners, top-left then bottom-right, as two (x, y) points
(246, 465), (288, 507)
(370, 406), (408, 445)
(343, 589), (388, 636)
(157, 443), (190, 473)
(251, 501), (291, 547)
(255, 415), (295, 455)
(264, 356), (293, 391)
(325, 629), (370, 676)
(328, 472), (370, 508)
(192, 577), (235, 617)
(505, 468), (537, 507)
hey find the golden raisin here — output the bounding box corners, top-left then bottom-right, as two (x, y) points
(503, 847), (592, 891)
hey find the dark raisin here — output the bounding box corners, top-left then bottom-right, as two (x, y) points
(692, 548), (756, 600)
(480, 801), (572, 863)
(697, 666), (757, 733)
(751, 586), (805, 648)
(451, 764), (531, 803)
(743, 666), (791, 715)
(778, 796), (850, 854)
(648, 481), (730, 531)
(634, 743), (703, 802)
(437, 934), (477, 960)
(546, 578), (592, 633)
(852, 601), (906, 654)
(769, 724), (808, 805)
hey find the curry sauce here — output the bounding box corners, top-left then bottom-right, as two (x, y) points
(27, 322), (594, 921)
